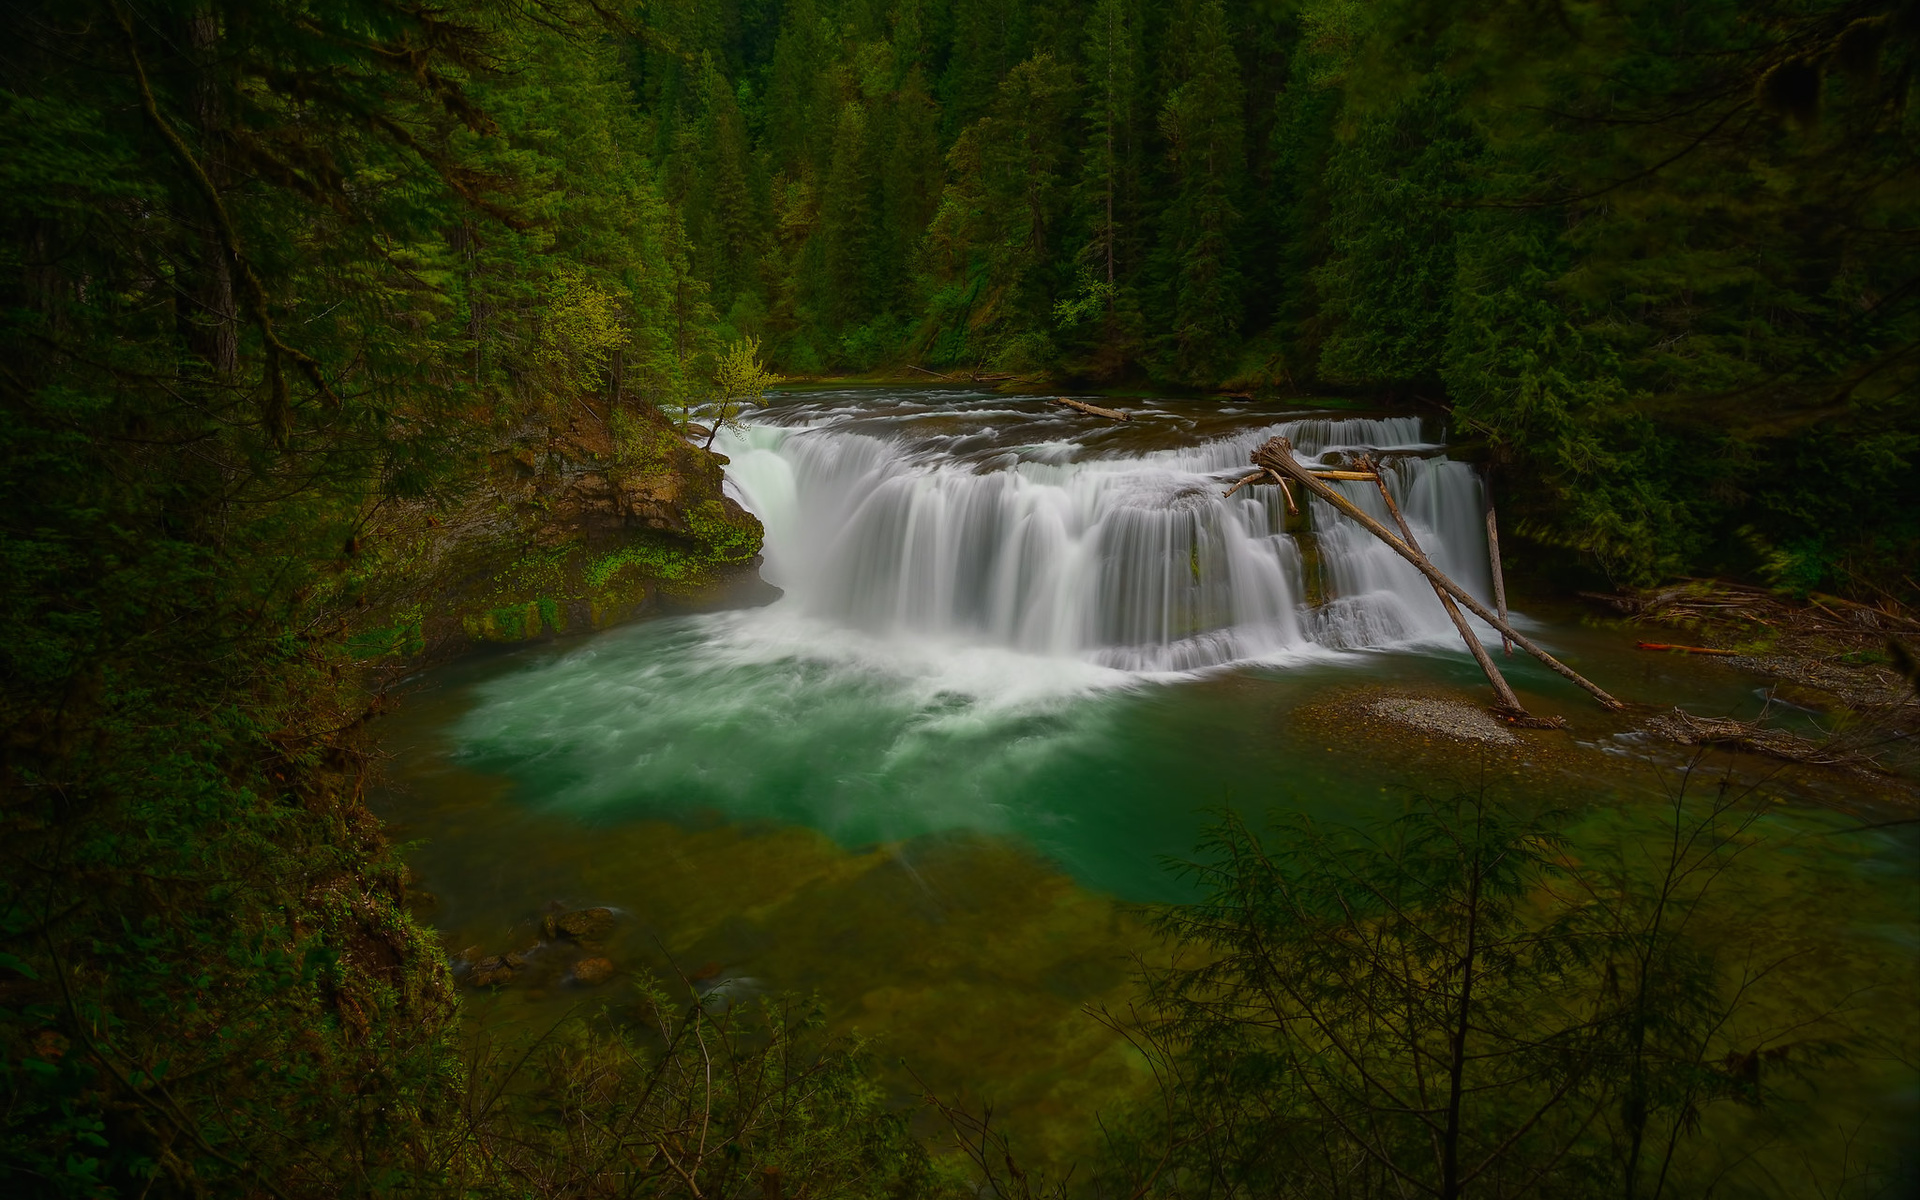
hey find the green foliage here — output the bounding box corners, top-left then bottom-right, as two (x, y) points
(1092, 786), (1854, 1199)
(920, 53), (1079, 371)
(704, 336), (783, 448)
(447, 987), (965, 1198)
(1150, 0), (1248, 384)
(0, 1), (779, 1194)
(1314, 80), (1476, 387)
(532, 264), (631, 402)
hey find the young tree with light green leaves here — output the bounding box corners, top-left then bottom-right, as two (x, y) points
(701, 335), (782, 449)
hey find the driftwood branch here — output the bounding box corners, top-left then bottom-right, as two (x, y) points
(1252, 437), (1624, 711)
(1223, 469), (1299, 513)
(1646, 709), (1888, 773)
(1223, 471), (1264, 500)
(1273, 471), (1298, 514)
(1051, 397), (1131, 422)
(1636, 642), (1738, 656)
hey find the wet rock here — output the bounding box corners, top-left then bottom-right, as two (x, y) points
(571, 957), (615, 986)
(545, 907), (616, 946)
(461, 947), (533, 988)
(469, 955), (518, 987)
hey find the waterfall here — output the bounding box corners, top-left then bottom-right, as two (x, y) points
(717, 405), (1494, 674)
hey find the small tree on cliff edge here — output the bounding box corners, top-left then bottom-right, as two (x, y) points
(704, 335), (781, 449)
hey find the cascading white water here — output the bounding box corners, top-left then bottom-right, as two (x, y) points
(716, 403), (1499, 675)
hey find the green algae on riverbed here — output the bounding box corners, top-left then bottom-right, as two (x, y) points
(385, 774), (1158, 1166)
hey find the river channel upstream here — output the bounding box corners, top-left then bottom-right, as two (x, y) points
(375, 389), (1918, 1193)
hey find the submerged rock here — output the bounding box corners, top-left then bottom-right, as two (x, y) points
(545, 906), (616, 946)
(571, 957), (615, 986)
(459, 945), (538, 988)
(468, 954), (519, 987)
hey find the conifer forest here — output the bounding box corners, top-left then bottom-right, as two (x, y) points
(3, 2), (1917, 1198)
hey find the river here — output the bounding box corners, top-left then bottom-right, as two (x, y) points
(375, 389), (1917, 1191)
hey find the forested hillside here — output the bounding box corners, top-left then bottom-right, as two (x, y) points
(0, 1), (782, 1192)
(634, 0), (1918, 590)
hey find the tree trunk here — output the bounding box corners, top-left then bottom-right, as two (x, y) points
(1440, 848), (1483, 1200)
(183, 4), (236, 377)
(1483, 469), (1513, 655)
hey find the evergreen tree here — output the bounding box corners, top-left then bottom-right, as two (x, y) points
(941, 0), (1030, 133)
(1313, 80), (1476, 389)
(1066, 0), (1144, 374)
(693, 54), (764, 324)
(882, 66), (947, 315)
(922, 52), (1076, 370)
(821, 100), (883, 332)
(765, 0), (832, 176)
(1258, 37), (1342, 383)
(1154, 0), (1246, 384)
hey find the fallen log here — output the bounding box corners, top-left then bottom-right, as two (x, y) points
(1305, 470), (1380, 481)
(1483, 470), (1514, 656)
(1252, 436), (1625, 711)
(1357, 455), (1544, 724)
(1636, 642), (1739, 656)
(906, 364), (953, 379)
(1051, 396), (1132, 422)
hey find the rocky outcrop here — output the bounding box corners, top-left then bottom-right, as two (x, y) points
(342, 406), (777, 669)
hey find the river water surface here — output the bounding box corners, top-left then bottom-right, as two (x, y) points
(377, 390), (1917, 1191)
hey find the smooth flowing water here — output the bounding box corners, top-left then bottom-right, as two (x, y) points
(378, 390), (1917, 1187)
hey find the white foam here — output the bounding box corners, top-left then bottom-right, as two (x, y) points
(717, 411), (1493, 674)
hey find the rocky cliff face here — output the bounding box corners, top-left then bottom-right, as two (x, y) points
(344, 407), (775, 668)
